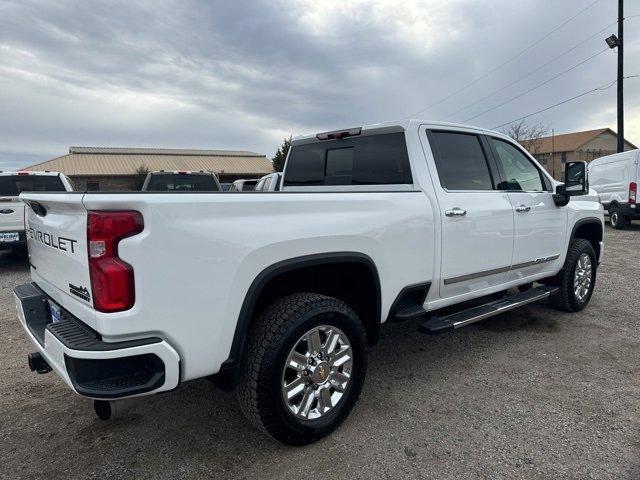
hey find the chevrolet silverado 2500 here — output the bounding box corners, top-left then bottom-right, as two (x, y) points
(14, 120), (603, 445)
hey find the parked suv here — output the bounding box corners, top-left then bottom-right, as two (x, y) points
(14, 120), (603, 445)
(588, 149), (638, 229)
(0, 171), (73, 250)
(141, 171), (221, 191)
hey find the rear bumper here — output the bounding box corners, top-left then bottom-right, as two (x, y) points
(605, 202), (640, 219)
(14, 283), (180, 399)
(619, 203), (640, 219)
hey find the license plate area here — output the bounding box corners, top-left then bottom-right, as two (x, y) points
(47, 299), (63, 323)
(0, 232), (19, 243)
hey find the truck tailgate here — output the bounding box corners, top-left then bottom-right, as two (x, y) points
(0, 196), (25, 238)
(21, 193), (94, 312)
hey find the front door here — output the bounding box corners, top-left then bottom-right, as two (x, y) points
(424, 129), (515, 300)
(488, 137), (567, 279)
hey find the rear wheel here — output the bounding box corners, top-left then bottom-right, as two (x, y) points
(549, 239), (597, 312)
(237, 293), (367, 445)
(609, 204), (627, 229)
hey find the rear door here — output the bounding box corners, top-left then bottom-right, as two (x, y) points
(424, 129), (514, 299)
(488, 137), (566, 277)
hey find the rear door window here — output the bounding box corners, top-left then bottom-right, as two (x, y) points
(283, 132), (412, 186)
(427, 131), (494, 191)
(0, 175), (66, 196)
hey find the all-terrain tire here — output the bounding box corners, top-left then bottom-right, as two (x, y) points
(549, 238), (597, 312)
(237, 293), (367, 445)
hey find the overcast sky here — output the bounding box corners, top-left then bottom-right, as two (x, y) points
(0, 0), (638, 170)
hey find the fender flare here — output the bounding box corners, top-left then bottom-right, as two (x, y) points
(211, 252), (381, 390)
(570, 217), (603, 242)
(569, 217), (603, 263)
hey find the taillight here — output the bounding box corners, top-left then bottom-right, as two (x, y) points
(630, 182), (637, 204)
(87, 211), (144, 312)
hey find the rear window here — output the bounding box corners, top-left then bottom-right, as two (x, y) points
(0, 175), (66, 196)
(145, 173), (219, 192)
(283, 132), (412, 186)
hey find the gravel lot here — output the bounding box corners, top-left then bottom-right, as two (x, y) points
(1, 225), (639, 480)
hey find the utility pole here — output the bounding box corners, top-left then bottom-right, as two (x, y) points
(617, 0), (624, 152)
(551, 128), (555, 179)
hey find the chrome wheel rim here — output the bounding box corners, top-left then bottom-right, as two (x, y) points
(573, 253), (593, 302)
(282, 325), (352, 420)
(611, 211), (618, 226)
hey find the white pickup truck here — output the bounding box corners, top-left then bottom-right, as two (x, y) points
(0, 171), (74, 250)
(14, 120), (603, 445)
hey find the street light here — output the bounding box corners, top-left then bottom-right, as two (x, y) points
(605, 34), (621, 49)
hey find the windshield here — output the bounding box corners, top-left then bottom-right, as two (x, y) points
(146, 173), (219, 191)
(0, 175), (66, 197)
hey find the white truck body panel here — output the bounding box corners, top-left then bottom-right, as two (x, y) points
(16, 119), (604, 397)
(0, 198), (24, 232)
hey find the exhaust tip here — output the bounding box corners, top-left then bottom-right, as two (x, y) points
(27, 352), (52, 374)
(94, 399), (139, 421)
(94, 400), (112, 421)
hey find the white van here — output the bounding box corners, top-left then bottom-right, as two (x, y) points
(587, 149), (638, 229)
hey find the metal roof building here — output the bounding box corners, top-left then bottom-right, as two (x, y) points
(24, 146), (273, 190)
(526, 128), (636, 180)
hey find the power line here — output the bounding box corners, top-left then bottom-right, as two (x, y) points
(491, 75), (639, 130)
(409, 0), (604, 117)
(440, 20), (617, 121)
(462, 47), (611, 123)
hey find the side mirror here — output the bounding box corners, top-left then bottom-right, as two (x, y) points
(563, 161), (588, 195)
(553, 161), (588, 206)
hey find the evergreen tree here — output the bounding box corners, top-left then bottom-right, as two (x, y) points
(272, 136), (291, 172)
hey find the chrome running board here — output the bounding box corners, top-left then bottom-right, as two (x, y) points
(419, 285), (558, 335)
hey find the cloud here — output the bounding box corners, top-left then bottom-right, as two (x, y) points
(0, 0), (637, 170)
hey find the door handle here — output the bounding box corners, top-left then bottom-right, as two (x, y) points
(515, 205), (531, 212)
(445, 208), (467, 217)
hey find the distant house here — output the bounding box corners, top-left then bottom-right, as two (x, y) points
(24, 146), (274, 190)
(525, 128), (636, 180)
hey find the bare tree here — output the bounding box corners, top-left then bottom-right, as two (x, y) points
(501, 120), (550, 155)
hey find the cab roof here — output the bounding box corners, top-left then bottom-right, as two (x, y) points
(291, 119), (508, 146)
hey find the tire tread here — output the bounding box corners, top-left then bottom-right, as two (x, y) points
(237, 292), (366, 444)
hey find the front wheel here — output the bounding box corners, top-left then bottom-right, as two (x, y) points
(549, 238), (597, 312)
(237, 293), (367, 445)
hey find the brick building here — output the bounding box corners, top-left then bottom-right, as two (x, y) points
(24, 146), (274, 190)
(526, 128), (636, 180)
